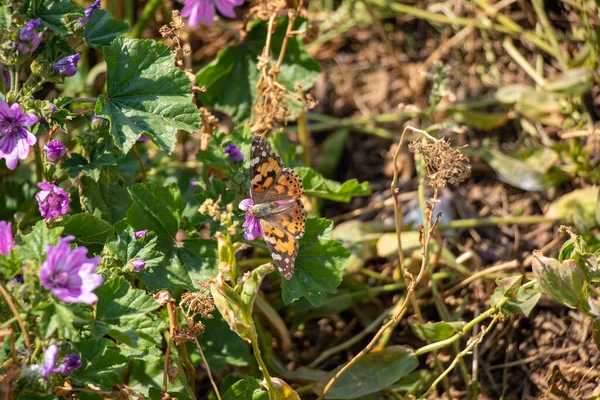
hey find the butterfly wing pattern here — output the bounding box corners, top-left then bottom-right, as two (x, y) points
(250, 136), (305, 279)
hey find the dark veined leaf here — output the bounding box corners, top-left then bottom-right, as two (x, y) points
(82, 10), (128, 47)
(62, 145), (117, 182)
(313, 346), (419, 399)
(92, 276), (163, 348)
(80, 173), (132, 224)
(95, 37), (201, 154)
(106, 223), (162, 270)
(16, 220), (63, 264)
(196, 17), (320, 123)
(295, 167), (371, 203)
(27, 0), (83, 35)
(281, 218), (351, 306)
(56, 213), (114, 253)
(71, 338), (127, 390)
(31, 302), (78, 340)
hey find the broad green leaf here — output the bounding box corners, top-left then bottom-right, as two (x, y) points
(313, 346), (419, 399)
(16, 220), (63, 264)
(241, 263), (274, 312)
(92, 277), (163, 347)
(128, 349), (188, 396)
(96, 37), (201, 154)
(31, 302), (77, 340)
(198, 311), (251, 373)
(71, 338), (127, 390)
(295, 167), (370, 203)
(83, 10), (128, 47)
(139, 239), (219, 292)
(62, 146), (117, 182)
(282, 218), (351, 306)
(480, 149), (547, 191)
(106, 224), (162, 269)
(448, 108), (509, 129)
(408, 319), (464, 342)
(547, 187), (598, 229)
(27, 0), (83, 35)
(80, 173), (132, 224)
(196, 17), (320, 123)
(222, 378), (269, 400)
(210, 274), (252, 342)
(127, 182), (186, 242)
(56, 213), (114, 252)
(0, 252), (21, 279)
(532, 251), (591, 313)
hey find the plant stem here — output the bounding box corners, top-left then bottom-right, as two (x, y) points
(130, 0), (162, 38)
(194, 338), (222, 400)
(132, 145), (147, 183)
(442, 215), (554, 230)
(297, 113), (311, 167)
(249, 319), (274, 398)
(33, 142), (44, 183)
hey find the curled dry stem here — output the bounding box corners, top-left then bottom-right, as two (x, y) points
(317, 126), (441, 400)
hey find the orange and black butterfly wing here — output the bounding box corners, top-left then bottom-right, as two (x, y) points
(259, 199), (305, 279)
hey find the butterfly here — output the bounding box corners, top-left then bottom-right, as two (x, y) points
(240, 136), (305, 279)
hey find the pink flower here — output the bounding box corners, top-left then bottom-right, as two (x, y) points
(40, 236), (103, 304)
(238, 198), (262, 241)
(181, 0), (244, 27)
(0, 100), (38, 170)
(42, 344), (59, 378)
(224, 143), (244, 162)
(36, 182), (69, 219)
(44, 140), (67, 162)
(0, 221), (14, 256)
(134, 230), (148, 239)
(131, 259), (146, 272)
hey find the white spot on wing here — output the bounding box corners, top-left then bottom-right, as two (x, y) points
(250, 157), (260, 166)
(285, 258), (290, 263)
(272, 253), (282, 261)
(262, 151), (266, 157)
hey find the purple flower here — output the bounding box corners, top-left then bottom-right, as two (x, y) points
(53, 53), (80, 77)
(137, 135), (150, 143)
(131, 259), (146, 272)
(44, 140), (67, 162)
(0, 100), (38, 170)
(0, 221), (14, 256)
(224, 143), (244, 162)
(78, 0), (101, 26)
(20, 19), (41, 42)
(189, 180), (200, 187)
(42, 344), (59, 378)
(36, 182), (69, 219)
(181, 0), (244, 27)
(57, 353), (81, 375)
(239, 198), (262, 240)
(40, 236), (103, 304)
(134, 230), (148, 240)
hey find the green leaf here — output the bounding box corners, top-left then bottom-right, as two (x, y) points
(318, 129), (349, 178)
(62, 146), (117, 181)
(198, 311), (251, 373)
(480, 149), (547, 191)
(241, 263), (274, 312)
(196, 125), (253, 170)
(31, 302), (77, 340)
(295, 167), (370, 203)
(196, 17), (320, 123)
(313, 346), (419, 399)
(71, 338), (127, 390)
(282, 218), (351, 306)
(222, 378), (269, 400)
(532, 251), (591, 313)
(96, 37), (201, 154)
(56, 213), (114, 252)
(408, 319), (464, 342)
(448, 108), (509, 130)
(139, 239), (219, 292)
(16, 220), (63, 264)
(106, 224), (162, 269)
(28, 0), (83, 35)
(83, 10), (128, 47)
(80, 173), (132, 224)
(547, 187), (599, 229)
(127, 182), (186, 242)
(210, 275), (252, 343)
(92, 277), (163, 347)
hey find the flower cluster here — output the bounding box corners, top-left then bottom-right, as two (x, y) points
(40, 236), (103, 304)
(181, 0), (244, 27)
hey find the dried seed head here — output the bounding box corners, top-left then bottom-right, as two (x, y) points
(180, 284), (215, 320)
(409, 138), (471, 188)
(173, 323), (205, 345)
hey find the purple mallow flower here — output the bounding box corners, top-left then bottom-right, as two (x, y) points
(57, 353), (81, 375)
(36, 182), (69, 219)
(42, 344), (59, 378)
(137, 135), (150, 143)
(134, 230), (148, 240)
(182, 0), (244, 27)
(40, 236), (103, 304)
(0, 100), (38, 170)
(20, 19), (41, 42)
(239, 198), (262, 241)
(53, 53), (80, 77)
(131, 259), (146, 272)
(224, 143), (244, 162)
(78, 0), (101, 26)
(44, 140), (67, 162)
(0, 221), (14, 256)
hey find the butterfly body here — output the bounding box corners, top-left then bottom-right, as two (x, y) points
(244, 136), (306, 279)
